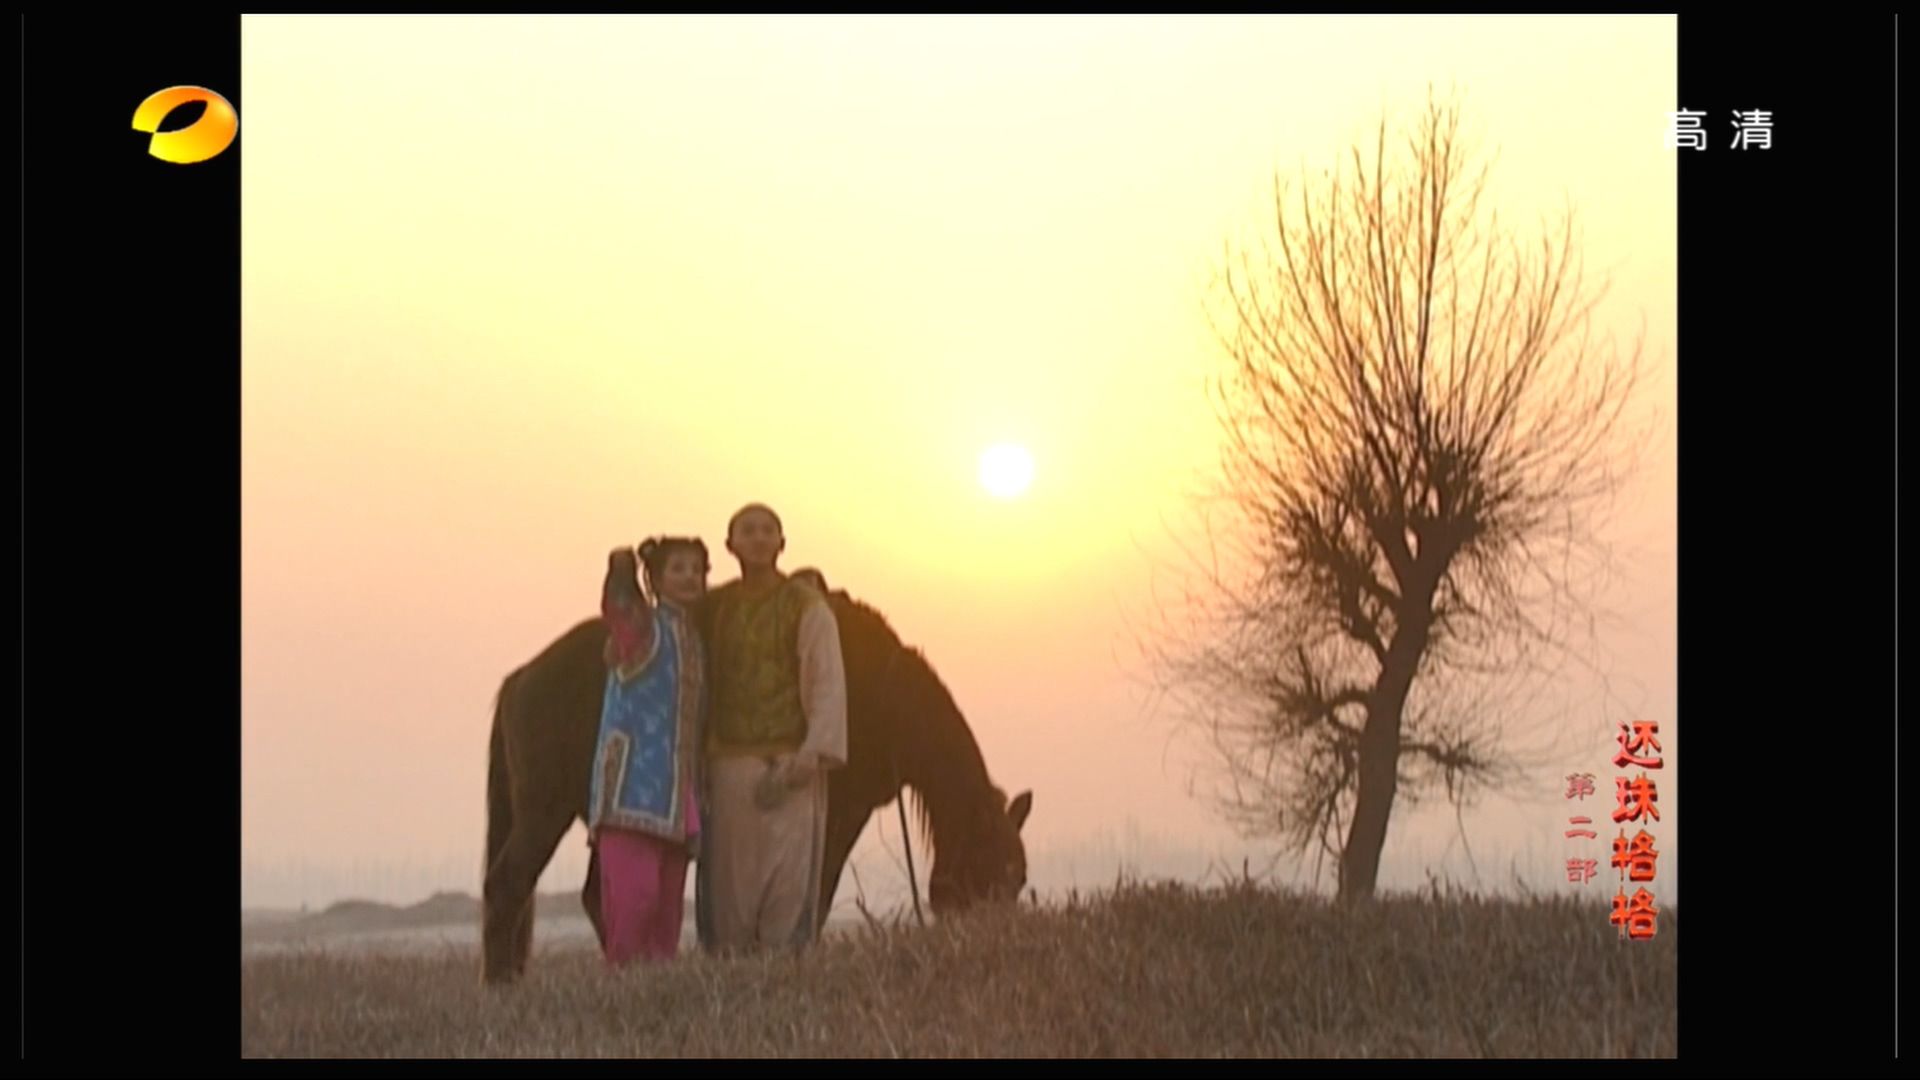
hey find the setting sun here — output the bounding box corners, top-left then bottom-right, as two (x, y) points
(979, 443), (1035, 499)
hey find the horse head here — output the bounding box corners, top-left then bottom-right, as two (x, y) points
(927, 786), (1032, 915)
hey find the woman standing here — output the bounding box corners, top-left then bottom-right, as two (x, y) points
(586, 538), (709, 966)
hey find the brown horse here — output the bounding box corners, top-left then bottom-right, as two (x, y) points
(481, 572), (1033, 983)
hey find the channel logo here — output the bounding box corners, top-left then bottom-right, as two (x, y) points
(132, 86), (238, 164)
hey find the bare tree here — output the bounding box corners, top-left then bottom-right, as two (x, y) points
(1152, 94), (1642, 902)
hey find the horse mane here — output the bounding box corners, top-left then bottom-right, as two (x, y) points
(897, 645), (1002, 861)
(827, 591), (1002, 869)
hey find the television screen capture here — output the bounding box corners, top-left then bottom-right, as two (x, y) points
(238, 14), (1680, 1058)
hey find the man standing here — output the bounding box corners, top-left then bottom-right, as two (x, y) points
(695, 502), (848, 950)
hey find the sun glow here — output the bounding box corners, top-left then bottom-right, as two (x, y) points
(979, 443), (1035, 499)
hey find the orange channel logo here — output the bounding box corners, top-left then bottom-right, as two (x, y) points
(132, 86), (238, 164)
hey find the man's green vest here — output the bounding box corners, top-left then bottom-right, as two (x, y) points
(702, 577), (820, 754)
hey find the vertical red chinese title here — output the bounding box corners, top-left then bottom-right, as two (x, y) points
(1608, 722), (1664, 940)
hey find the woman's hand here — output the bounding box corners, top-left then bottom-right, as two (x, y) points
(602, 547), (653, 668)
(604, 548), (644, 609)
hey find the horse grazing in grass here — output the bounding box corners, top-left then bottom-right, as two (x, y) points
(481, 570), (1033, 983)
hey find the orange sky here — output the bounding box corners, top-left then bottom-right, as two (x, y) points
(241, 15), (1676, 908)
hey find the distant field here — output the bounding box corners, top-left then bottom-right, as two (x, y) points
(243, 890), (590, 952)
(240, 890), (859, 956)
(240, 880), (1675, 1058)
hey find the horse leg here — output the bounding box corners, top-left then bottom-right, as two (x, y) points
(481, 698), (517, 982)
(816, 798), (872, 934)
(482, 805), (572, 983)
(510, 887), (537, 973)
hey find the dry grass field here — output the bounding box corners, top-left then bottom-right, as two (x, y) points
(240, 880), (1676, 1058)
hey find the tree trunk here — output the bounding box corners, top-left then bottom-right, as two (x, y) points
(1339, 612), (1431, 903)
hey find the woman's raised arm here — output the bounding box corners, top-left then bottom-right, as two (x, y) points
(601, 547), (655, 669)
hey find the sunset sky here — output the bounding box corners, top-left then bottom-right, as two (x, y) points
(241, 15), (1677, 909)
